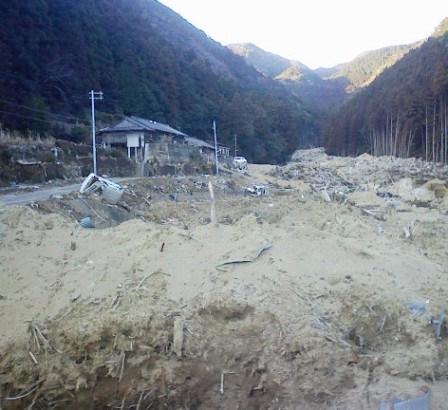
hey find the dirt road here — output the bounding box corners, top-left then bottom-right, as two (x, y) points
(0, 183), (81, 205)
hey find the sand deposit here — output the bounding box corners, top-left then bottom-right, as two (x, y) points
(0, 150), (447, 409)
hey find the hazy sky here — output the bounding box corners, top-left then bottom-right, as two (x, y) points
(158, 0), (448, 68)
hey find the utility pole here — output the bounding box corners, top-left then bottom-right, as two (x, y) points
(89, 90), (103, 174)
(234, 134), (238, 157)
(213, 120), (219, 176)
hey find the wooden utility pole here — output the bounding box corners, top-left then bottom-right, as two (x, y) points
(89, 90), (103, 174)
(213, 120), (219, 176)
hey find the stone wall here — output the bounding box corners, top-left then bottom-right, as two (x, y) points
(0, 140), (135, 186)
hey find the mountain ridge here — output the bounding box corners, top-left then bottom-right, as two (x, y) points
(226, 18), (448, 161)
(0, 0), (319, 164)
(0, 0), (447, 163)
(226, 41), (422, 113)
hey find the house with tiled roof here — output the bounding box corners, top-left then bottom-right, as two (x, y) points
(99, 116), (188, 160)
(99, 116), (218, 174)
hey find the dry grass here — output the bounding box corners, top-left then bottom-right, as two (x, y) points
(0, 124), (55, 146)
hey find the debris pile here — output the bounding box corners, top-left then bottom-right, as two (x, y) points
(0, 150), (447, 409)
(274, 148), (448, 214)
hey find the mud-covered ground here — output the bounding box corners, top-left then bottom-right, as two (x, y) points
(0, 151), (447, 409)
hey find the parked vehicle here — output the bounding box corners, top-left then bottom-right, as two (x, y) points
(233, 156), (248, 170)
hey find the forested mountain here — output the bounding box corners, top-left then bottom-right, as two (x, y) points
(226, 43), (293, 78)
(0, 0), (318, 164)
(323, 44), (418, 89)
(227, 42), (417, 114)
(322, 19), (448, 161)
(228, 22), (448, 162)
(2, 0), (447, 164)
(227, 43), (346, 112)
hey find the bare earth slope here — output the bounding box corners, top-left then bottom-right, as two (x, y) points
(0, 150), (447, 409)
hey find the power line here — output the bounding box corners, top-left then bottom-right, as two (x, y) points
(0, 98), (81, 122)
(0, 70), (99, 101)
(0, 70), (123, 102)
(0, 109), (52, 124)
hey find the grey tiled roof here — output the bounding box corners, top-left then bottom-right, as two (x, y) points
(184, 136), (215, 149)
(100, 116), (187, 136)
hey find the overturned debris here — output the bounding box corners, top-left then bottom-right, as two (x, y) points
(79, 173), (124, 204)
(244, 184), (267, 197)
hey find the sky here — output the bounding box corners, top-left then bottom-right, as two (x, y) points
(158, 0), (448, 69)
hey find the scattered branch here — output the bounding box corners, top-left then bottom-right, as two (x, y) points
(6, 381), (41, 401)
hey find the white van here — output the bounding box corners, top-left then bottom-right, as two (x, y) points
(233, 156), (248, 170)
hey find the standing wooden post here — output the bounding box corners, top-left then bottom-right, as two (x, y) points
(213, 120), (219, 176)
(208, 181), (215, 224)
